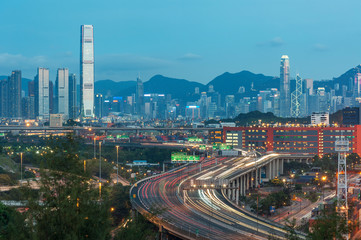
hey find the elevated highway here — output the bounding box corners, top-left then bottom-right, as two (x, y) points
(131, 154), (309, 239)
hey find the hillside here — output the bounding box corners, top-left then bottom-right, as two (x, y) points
(207, 71), (279, 96)
(143, 75), (206, 99)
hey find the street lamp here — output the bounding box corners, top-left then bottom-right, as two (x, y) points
(99, 141), (102, 199)
(20, 152), (23, 183)
(93, 137), (96, 159)
(116, 145), (119, 184)
(321, 176), (327, 200)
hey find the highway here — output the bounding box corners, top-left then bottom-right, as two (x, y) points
(131, 155), (307, 239)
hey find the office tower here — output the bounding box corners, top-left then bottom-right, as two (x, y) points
(354, 73), (361, 98)
(135, 76), (144, 115)
(317, 87), (329, 112)
(280, 55), (290, 117)
(28, 81), (35, 119)
(95, 94), (103, 118)
(225, 95), (235, 118)
(56, 68), (69, 118)
(8, 70), (22, 118)
(35, 68), (50, 119)
(291, 74), (302, 118)
(68, 74), (77, 119)
(0, 79), (8, 117)
(80, 25), (94, 117)
(49, 81), (54, 114)
(273, 93), (280, 117)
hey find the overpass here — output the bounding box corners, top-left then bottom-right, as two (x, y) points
(131, 153), (309, 239)
(0, 126), (220, 133)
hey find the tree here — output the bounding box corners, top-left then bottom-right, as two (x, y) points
(308, 202), (351, 240)
(0, 202), (28, 240)
(109, 185), (131, 226)
(20, 135), (112, 240)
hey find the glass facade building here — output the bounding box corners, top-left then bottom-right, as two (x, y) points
(56, 68), (69, 118)
(35, 68), (50, 119)
(80, 25), (94, 117)
(280, 55), (290, 117)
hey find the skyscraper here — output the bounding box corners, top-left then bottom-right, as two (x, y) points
(8, 70), (22, 118)
(95, 93), (103, 118)
(35, 68), (50, 119)
(0, 79), (8, 117)
(280, 55), (290, 117)
(135, 76), (144, 115)
(80, 25), (94, 117)
(56, 68), (69, 118)
(68, 73), (77, 119)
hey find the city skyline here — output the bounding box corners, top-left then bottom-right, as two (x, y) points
(1, 1), (361, 83)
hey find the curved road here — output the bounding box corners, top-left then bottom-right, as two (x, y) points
(131, 156), (306, 240)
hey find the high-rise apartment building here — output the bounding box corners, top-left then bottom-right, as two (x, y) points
(80, 25), (94, 117)
(280, 55), (290, 117)
(8, 70), (22, 118)
(35, 68), (50, 119)
(68, 73), (77, 119)
(56, 68), (69, 118)
(0, 79), (8, 117)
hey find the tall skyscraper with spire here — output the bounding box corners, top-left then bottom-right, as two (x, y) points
(80, 25), (94, 117)
(280, 55), (290, 117)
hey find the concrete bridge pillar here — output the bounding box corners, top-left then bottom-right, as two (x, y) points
(232, 180), (236, 201)
(246, 173), (249, 192)
(242, 175), (246, 196)
(240, 175), (243, 197)
(280, 159), (284, 175)
(236, 177), (240, 204)
(255, 168), (259, 188)
(228, 182), (232, 199)
(273, 160), (277, 178)
(267, 163), (271, 180)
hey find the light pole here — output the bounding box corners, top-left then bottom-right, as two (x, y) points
(321, 176), (327, 201)
(20, 152), (23, 183)
(116, 145), (119, 184)
(99, 141), (102, 199)
(93, 137), (96, 159)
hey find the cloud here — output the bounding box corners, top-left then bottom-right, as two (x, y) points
(177, 53), (202, 61)
(0, 53), (47, 70)
(257, 37), (285, 47)
(312, 43), (328, 52)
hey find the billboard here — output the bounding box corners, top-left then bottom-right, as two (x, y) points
(212, 143), (233, 150)
(188, 137), (203, 143)
(171, 152), (200, 163)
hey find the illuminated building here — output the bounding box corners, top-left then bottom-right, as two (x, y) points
(280, 55), (290, 117)
(223, 125), (361, 157)
(56, 68), (69, 118)
(80, 25), (94, 117)
(35, 68), (50, 119)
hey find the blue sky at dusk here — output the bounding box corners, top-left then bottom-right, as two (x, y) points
(1, 0), (361, 83)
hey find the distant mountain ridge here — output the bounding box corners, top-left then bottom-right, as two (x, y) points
(94, 70), (280, 100)
(1, 65), (360, 100)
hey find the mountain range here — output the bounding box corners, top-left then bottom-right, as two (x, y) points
(0, 65), (359, 100)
